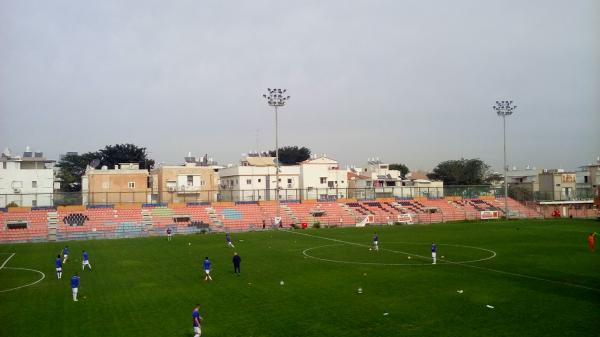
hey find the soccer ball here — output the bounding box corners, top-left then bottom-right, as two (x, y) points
(369, 248), (372, 251)
(280, 281), (285, 286)
(408, 256), (411, 259)
(188, 242), (191, 246)
(357, 287), (363, 294)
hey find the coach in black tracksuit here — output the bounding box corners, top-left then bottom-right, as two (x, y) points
(233, 252), (241, 275)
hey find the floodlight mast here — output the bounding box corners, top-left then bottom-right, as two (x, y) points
(263, 88), (290, 226)
(493, 100), (517, 220)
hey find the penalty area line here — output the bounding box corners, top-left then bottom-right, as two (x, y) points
(282, 230), (600, 293)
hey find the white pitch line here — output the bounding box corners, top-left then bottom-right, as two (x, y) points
(0, 267), (46, 293)
(283, 230), (600, 293)
(0, 253), (46, 293)
(303, 242), (496, 266)
(0, 253), (15, 269)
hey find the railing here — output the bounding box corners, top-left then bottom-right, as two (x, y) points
(0, 185), (595, 207)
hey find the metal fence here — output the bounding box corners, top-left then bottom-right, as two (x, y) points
(0, 185), (595, 207)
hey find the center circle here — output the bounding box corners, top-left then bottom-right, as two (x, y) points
(302, 242), (496, 266)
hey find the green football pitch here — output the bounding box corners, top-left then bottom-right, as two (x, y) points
(1, 219), (599, 337)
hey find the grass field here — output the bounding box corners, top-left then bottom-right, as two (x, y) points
(1, 219), (599, 337)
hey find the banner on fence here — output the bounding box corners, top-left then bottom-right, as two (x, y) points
(397, 214), (413, 224)
(480, 211), (499, 220)
(356, 216), (369, 227)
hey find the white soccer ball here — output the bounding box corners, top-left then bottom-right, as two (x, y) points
(188, 242), (191, 246)
(280, 281), (285, 286)
(369, 248), (372, 251)
(357, 287), (363, 294)
(408, 256), (411, 259)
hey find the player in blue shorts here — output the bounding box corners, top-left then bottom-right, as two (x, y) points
(55, 254), (63, 279)
(226, 233), (235, 248)
(167, 227), (173, 241)
(431, 242), (437, 264)
(62, 246), (69, 263)
(373, 233), (379, 251)
(82, 250), (92, 270)
(71, 273), (80, 301)
(203, 257), (212, 281)
(192, 304), (203, 337)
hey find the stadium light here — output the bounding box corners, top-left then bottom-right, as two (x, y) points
(493, 100), (517, 220)
(263, 88), (290, 226)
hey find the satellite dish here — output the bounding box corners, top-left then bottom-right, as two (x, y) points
(90, 159), (101, 169)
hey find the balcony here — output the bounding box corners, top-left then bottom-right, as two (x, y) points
(175, 185), (202, 194)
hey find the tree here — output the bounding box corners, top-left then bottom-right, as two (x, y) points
(55, 152), (99, 192)
(268, 146), (311, 165)
(55, 144), (154, 192)
(485, 172), (504, 186)
(389, 163), (409, 177)
(97, 144), (154, 170)
(427, 158), (490, 185)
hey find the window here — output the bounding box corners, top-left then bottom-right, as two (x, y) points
(287, 178), (292, 184)
(584, 176), (589, 183)
(32, 181), (37, 188)
(258, 178), (261, 183)
(2, 162), (5, 169)
(320, 177), (327, 184)
(31, 200), (37, 207)
(328, 181), (334, 188)
(187, 175), (194, 186)
(246, 179), (252, 185)
(128, 182), (135, 189)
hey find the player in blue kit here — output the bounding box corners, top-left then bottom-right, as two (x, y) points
(71, 273), (80, 301)
(167, 227), (172, 241)
(192, 304), (203, 337)
(203, 257), (212, 281)
(373, 233), (379, 251)
(82, 250), (92, 270)
(226, 233), (235, 248)
(431, 242), (437, 264)
(62, 246), (69, 263)
(55, 254), (63, 279)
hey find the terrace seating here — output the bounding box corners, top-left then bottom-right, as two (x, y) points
(0, 196), (549, 242)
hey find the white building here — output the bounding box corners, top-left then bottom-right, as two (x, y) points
(219, 156), (301, 201)
(506, 166), (543, 193)
(0, 148), (55, 207)
(299, 155), (348, 200)
(348, 159), (403, 199)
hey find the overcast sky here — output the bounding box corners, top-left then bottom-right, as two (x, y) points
(1, 0), (598, 172)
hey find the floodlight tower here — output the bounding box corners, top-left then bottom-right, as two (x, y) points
(263, 88), (290, 225)
(493, 100), (517, 220)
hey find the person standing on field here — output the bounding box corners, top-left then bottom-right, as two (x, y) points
(431, 242), (437, 264)
(226, 233), (235, 248)
(82, 250), (92, 271)
(71, 273), (80, 301)
(233, 252), (241, 275)
(203, 257), (212, 281)
(192, 304), (202, 337)
(589, 232), (597, 252)
(167, 227), (172, 241)
(373, 233), (379, 251)
(55, 254), (63, 279)
(62, 246), (69, 263)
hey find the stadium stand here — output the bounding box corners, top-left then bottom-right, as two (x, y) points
(0, 197), (555, 243)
